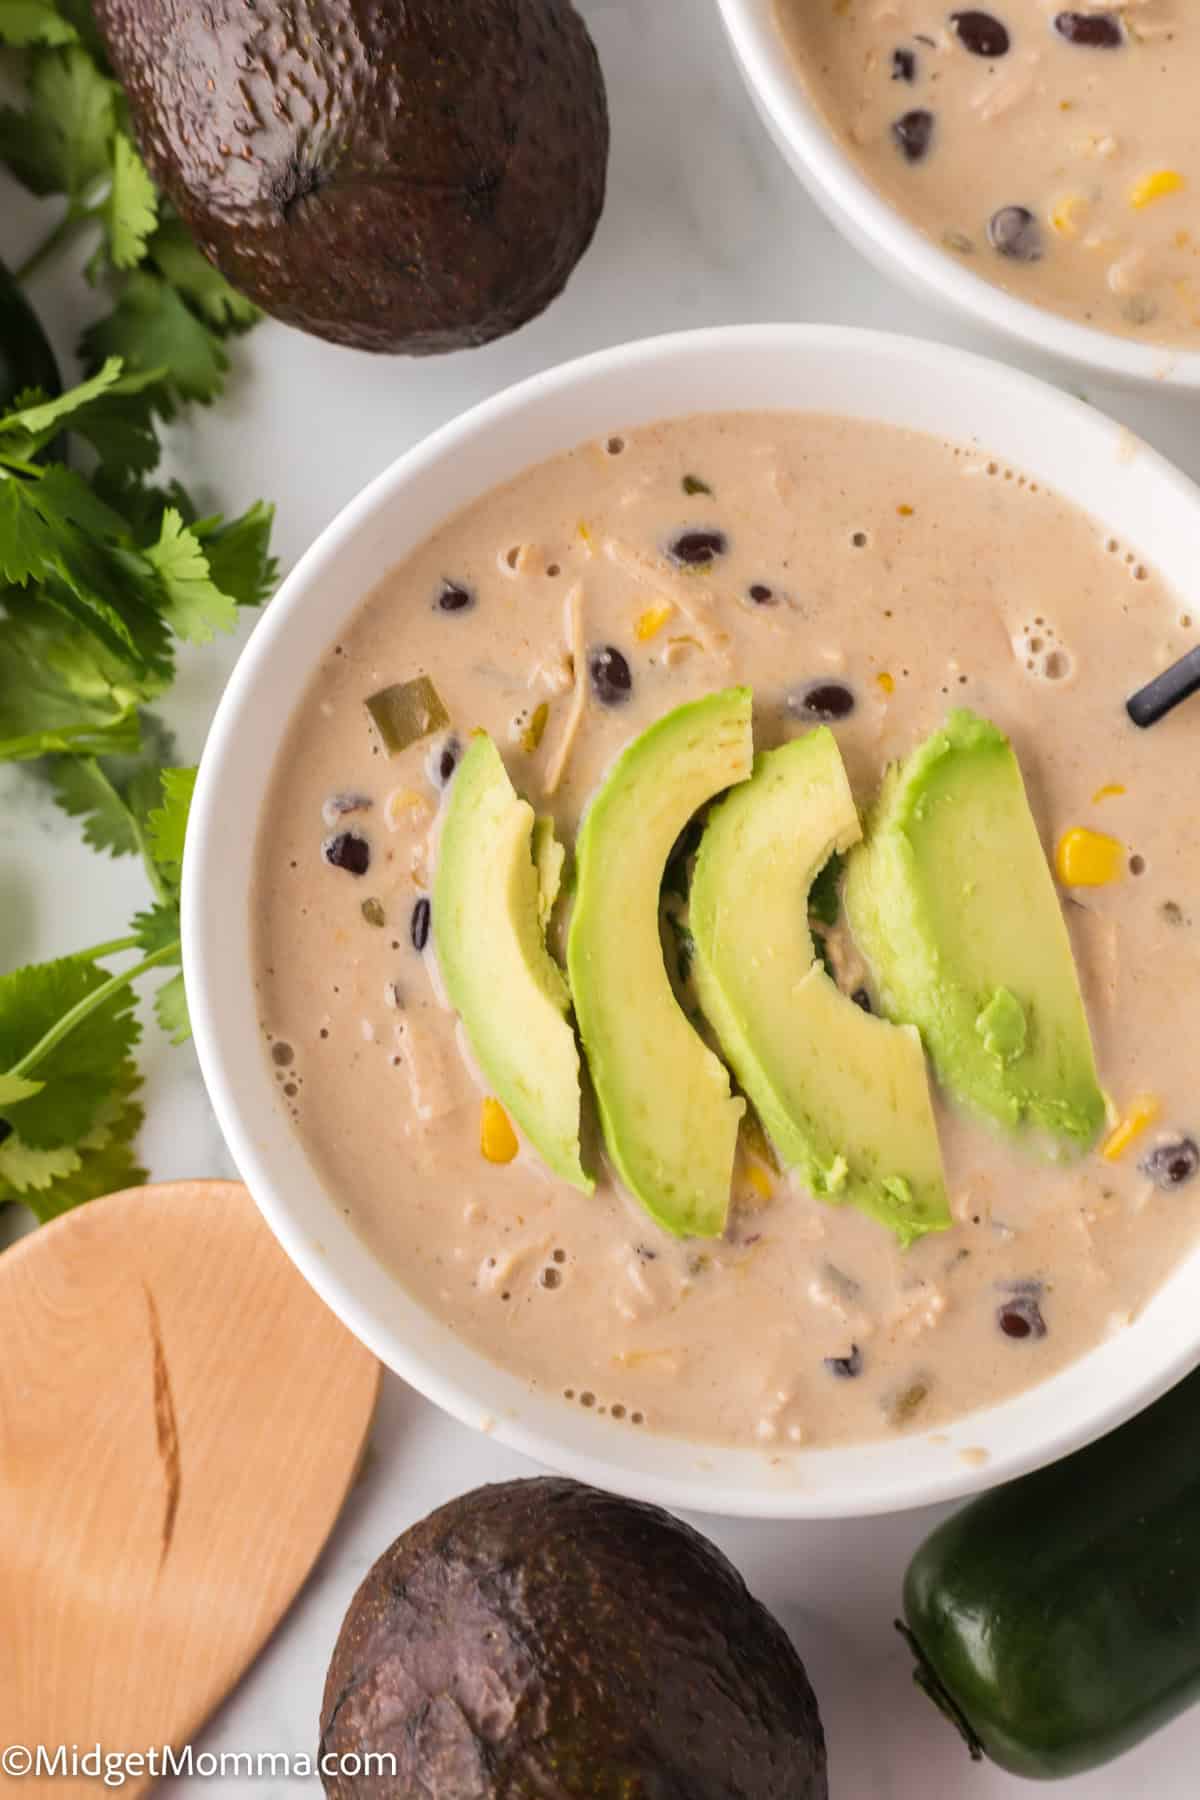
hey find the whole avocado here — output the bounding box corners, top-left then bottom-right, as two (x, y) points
(320, 1477), (828, 1797)
(91, 0), (608, 354)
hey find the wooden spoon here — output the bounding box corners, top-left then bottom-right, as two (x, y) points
(0, 1180), (379, 1795)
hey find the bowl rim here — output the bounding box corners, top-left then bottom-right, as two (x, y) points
(184, 321), (1200, 1519)
(714, 0), (1200, 391)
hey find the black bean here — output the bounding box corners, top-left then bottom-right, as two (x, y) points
(431, 735), (460, 786)
(322, 831), (370, 876)
(998, 1295), (1047, 1339)
(892, 46), (917, 81)
(951, 10), (1011, 56)
(824, 1344), (863, 1378)
(1054, 10), (1122, 46)
(789, 681), (856, 721)
(989, 205), (1043, 262)
(1141, 1138), (1199, 1191)
(852, 987), (872, 1013)
(589, 645), (633, 706)
(436, 580), (474, 613)
(667, 528), (728, 567)
(892, 108), (935, 163)
(748, 583), (777, 605)
(410, 897), (431, 951)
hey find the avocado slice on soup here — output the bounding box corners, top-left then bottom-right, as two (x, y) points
(844, 709), (1105, 1148)
(691, 729), (950, 1248)
(567, 688), (754, 1239)
(434, 734), (591, 1192)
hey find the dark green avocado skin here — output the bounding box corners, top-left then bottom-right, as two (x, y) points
(91, 0), (608, 354)
(319, 1477), (829, 1797)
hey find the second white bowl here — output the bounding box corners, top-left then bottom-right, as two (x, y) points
(716, 0), (1200, 392)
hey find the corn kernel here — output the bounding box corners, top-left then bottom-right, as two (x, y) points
(521, 701), (549, 753)
(1050, 194), (1089, 239)
(384, 787), (429, 831)
(1131, 170), (1185, 209)
(897, 504), (914, 517)
(576, 520), (593, 550)
(746, 1162), (773, 1200)
(1102, 1094), (1161, 1162)
(1055, 826), (1124, 886)
(877, 671), (896, 695)
(1091, 781), (1126, 805)
(480, 1098), (519, 1164)
(635, 603), (675, 642)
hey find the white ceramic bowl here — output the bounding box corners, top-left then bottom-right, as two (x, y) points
(185, 324), (1200, 1518)
(716, 0), (1200, 392)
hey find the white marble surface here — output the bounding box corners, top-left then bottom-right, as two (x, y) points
(4, 0), (1200, 1792)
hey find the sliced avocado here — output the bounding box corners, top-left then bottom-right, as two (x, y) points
(434, 735), (590, 1192)
(567, 688), (753, 1238)
(320, 1477), (829, 1797)
(531, 814), (566, 930)
(691, 730), (949, 1248)
(844, 709), (1105, 1148)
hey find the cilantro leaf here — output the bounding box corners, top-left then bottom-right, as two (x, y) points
(0, 1137), (82, 1193)
(148, 218), (259, 333)
(144, 508), (237, 642)
(154, 969), (190, 1044)
(131, 900), (182, 955)
(0, 357), (124, 442)
(46, 755), (140, 855)
(44, 710), (177, 855)
(1, 1061), (146, 1220)
(0, 476), (63, 584)
(103, 130), (157, 270)
(0, 0), (78, 45)
(0, 360), (165, 476)
(81, 272), (230, 409)
(0, 613), (140, 760)
(0, 953), (141, 1147)
(0, 1072), (45, 1105)
(193, 501), (278, 608)
(0, 45), (114, 200)
(145, 765), (196, 884)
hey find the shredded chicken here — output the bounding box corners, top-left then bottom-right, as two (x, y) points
(542, 583), (587, 798)
(603, 537), (732, 662)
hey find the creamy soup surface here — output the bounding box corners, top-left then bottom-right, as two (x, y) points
(254, 411), (1200, 1451)
(776, 0), (1200, 347)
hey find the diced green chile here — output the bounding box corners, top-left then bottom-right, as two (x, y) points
(366, 676), (450, 754)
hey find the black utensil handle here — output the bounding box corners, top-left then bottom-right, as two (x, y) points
(1127, 645), (1200, 728)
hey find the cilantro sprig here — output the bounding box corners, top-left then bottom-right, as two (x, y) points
(1, 0), (279, 1225)
(0, 762), (193, 1219)
(0, 4), (259, 403)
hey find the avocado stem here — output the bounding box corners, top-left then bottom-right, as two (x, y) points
(894, 1619), (985, 1761)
